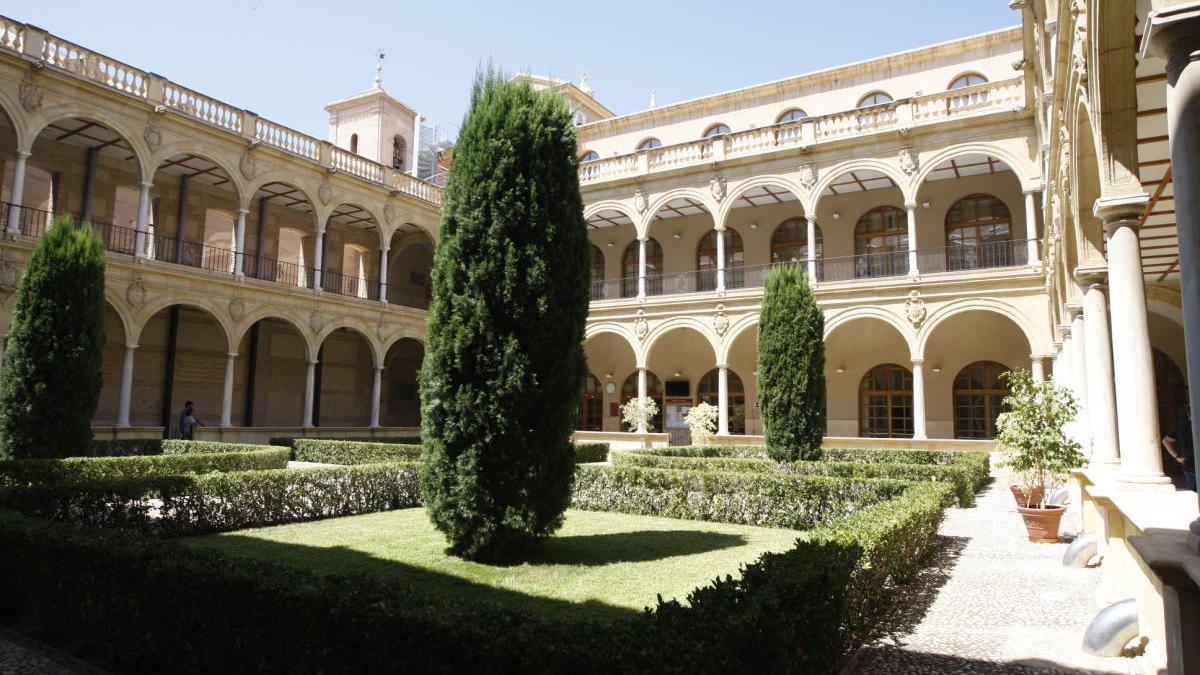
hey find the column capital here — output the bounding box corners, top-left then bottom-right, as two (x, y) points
(910, 357), (925, 366)
(308, 358), (320, 366)
(139, 180), (154, 190)
(373, 364), (385, 372)
(1140, 4), (1200, 62)
(227, 351), (239, 359)
(1023, 185), (1044, 196)
(714, 362), (729, 370)
(235, 207), (250, 216)
(1093, 194), (1149, 230)
(714, 223), (726, 232)
(1064, 302), (1083, 319)
(1072, 266), (1107, 285)
(14, 148), (31, 160)
(805, 213), (818, 223)
(904, 201), (918, 211)
(125, 342), (140, 351)
(637, 235), (648, 242)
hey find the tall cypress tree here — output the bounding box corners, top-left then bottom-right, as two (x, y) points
(0, 216), (107, 459)
(757, 265), (825, 461)
(419, 70), (591, 562)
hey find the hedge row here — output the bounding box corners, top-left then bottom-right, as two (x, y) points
(0, 481), (950, 674)
(291, 439), (424, 465)
(611, 451), (987, 507)
(573, 442), (609, 463)
(162, 440), (278, 455)
(0, 448), (291, 487)
(0, 462), (421, 535)
(572, 464), (908, 530)
(268, 436), (422, 448)
(86, 438), (165, 457)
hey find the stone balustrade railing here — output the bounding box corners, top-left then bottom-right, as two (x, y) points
(577, 77), (1025, 185)
(0, 17), (443, 206)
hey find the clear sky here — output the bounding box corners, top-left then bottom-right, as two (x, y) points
(11, 0), (1018, 138)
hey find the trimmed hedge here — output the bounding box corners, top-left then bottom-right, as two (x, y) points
(162, 440), (276, 455)
(612, 451), (987, 507)
(628, 444), (769, 459)
(268, 436), (422, 448)
(291, 439), (424, 465)
(572, 464), (908, 529)
(0, 448), (291, 486)
(85, 438), (165, 457)
(0, 462), (421, 535)
(0, 480), (950, 674)
(573, 442), (609, 463)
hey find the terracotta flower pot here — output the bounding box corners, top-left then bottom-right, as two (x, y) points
(1017, 504), (1066, 543)
(1009, 485), (1044, 508)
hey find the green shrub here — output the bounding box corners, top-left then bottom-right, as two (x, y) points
(421, 70), (590, 561)
(623, 445), (768, 459)
(268, 436), (422, 448)
(291, 439), (423, 464)
(0, 462), (421, 535)
(0, 448), (290, 486)
(572, 464), (907, 530)
(85, 439), (165, 457)
(572, 442), (609, 463)
(161, 440), (273, 455)
(757, 264), (825, 461)
(0, 217), (107, 459)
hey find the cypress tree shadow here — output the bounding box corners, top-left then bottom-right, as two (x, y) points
(525, 529), (748, 566)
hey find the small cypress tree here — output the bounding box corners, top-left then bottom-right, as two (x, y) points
(419, 70), (591, 562)
(0, 216), (106, 459)
(757, 265), (825, 461)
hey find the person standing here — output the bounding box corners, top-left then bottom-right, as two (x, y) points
(178, 401), (203, 440)
(1163, 417), (1196, 491)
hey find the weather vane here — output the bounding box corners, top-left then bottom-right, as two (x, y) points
(374, 47), (386, 88)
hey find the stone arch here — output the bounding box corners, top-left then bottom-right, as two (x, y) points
(245, 175), (321, 225)
(811, 158), (912, 212)
(231, 308), (314, 359)
(328, 200), (388, 250)
(0, 91), (30, 153)
(102, 287), (136, 347)
(915, 299), (1043, 360)
(824, 307), (917, 356)
(717, 175), (806, 226)
(641, 188), (720, 238)
(583, 200), (637, 224)
(642, 318), (720, 369)
(719, 314), (760, 364)
(314, 322), (383, 368)
(912, 143), (1039, 195)
(585, 322), (641, 363)
(150, 145), (246, 207)
(824, 312), (915, 438)
(131, 297), (234, 352)
(26, 107), (151, 179)
(382, 328), (426, 356)
(1070, 99), (1106, 267)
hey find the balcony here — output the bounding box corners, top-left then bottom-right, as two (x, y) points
(577, 77), (1025, 186)
(589, 239), (1036, 301)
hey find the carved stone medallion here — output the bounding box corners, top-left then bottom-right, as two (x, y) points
(634, 188), (648, 215)
(709, 176), (726, 202)
(318, 179), (333, 206)
(713, 304), (729, 337)
(904, 290), (926, 328)
(309, 308), (325, 332)
(19, 73), (42, 112)
(126, 280), (147, 309)
(239, 149), (256, 180)
(228, 296), (245, 322)
(383, 201), (398, 225)
(798, 163), (817, 190)
(143, 124), (162, 152)
(634, 310), (649, 340)
(898, 147), (918, 176)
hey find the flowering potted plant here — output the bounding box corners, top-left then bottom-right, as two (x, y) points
(995, 369), (1086, 542)
(621, 396), (659, 432)
(684, 402), (718, 446)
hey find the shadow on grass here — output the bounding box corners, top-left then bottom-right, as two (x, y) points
(526, 529), (748, 566)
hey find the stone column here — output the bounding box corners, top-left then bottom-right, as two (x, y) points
(905, 203), (919, 276)
(303, 358), (317, 428)
(717, 364), (729, 436)
(1082, 283), (1120, 465)
(1068, 306), (1091, 454)
(1024, 190), (1042, 265)
(312, 229), (326, 290)
(116, 343), (137, 428)
(1030, 355), (1046, 383)
(636, 366), (648, 433)
(370, 365), (383, 428)
(378, 246), (389, 303)
(1098, 202), (1169, 486)
(715, 226), (726, 293)
(911, 358), (927, 440)
(220, 352), (237, 428)
(5, 149), (29, 234)
(234, 208), (248, 276)
(805, 214), (818, 280)
(637, 236), (647, 299)
(133, 180), (152, 259)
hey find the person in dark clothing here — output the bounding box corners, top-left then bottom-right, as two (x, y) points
(178, 401), (203, 440)
(1163, 418), (1196, 492)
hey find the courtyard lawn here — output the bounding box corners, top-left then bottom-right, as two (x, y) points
(183, 508), (801, 619)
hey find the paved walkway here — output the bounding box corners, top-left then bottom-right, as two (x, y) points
(852, 476), (1151, 675)
(0, 628), (106, 675)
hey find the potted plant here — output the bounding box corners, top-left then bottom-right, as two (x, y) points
(621, 396), (659, 433)
(684, 401), (718, 446)
(994, 369), (1086, 542)
(1007, 467), (1044, 509)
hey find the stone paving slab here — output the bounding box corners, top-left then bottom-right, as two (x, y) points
(0, 628), (107, 675)
(851, 476), (1153, 675)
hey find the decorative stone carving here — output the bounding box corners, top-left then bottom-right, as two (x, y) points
(239, 149), (256, 180)
(709, 176), (726, 202)
(0, 259), (18, 295)
(798, 163), (817, 190)
(634, 310), (649, 340)
(1058, 128), (1071, 196)
(19, 73), (42, 112)
(1070, 0), (1088, 83)
(376, 319), (388, 341)
(126, 280), (147, 309)
(143, 123), (162, 152)
(633, 188), (648, 215)
(228, 296), (245, 321)
(318, 179), (333, 206)
(309, 308), (325, 332)
(898, 147), (918, 176)
(713, 304), (729, 337)
(383, 201), (397, 225)
(904, 290), (927, 328)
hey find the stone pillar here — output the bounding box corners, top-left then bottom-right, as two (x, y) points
(905, 203), (919, 276)
(637, 366), (648, 433)
(303, 358), (317, 428)
(1082, 283), (1120, 465)
(116, 343), (137, 428)
(378, 246), (389, 303)
(1030, 355), (1046, 383)
(5, 149), (29, 234)
(220, 352), (237, 428)
(1098, 203), (1169, 486)
(1068, 306), (1091, 454)
(717, 364), (729, 436)
(715, 226), (726, 293)
(1024, 190), (1041, 265)
(911, 358), (927, 440)
(234, 208), (248, 276)
(133, 180), (152, 259)
(805, 214), (818, 280)
(370, 364), (383, 428)
(312, 229), (326, 290)
(637, 236), (647, 299)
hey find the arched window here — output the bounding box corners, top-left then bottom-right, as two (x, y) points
(622, 371), (664, 431)
(578, 373), (603, 431)
(637, 137), (663, 151)
(696, 369), (746, 434)
(945, 194), (1013, 270)
(776, 108), (808, 124)
(860, 364), (914, 438)
(622, 238), (663, 297)
(590, 245), (606, 301)
(770, 217), (823, 279)
(201, 208), (235, 273)
(953, 361), (1011, 439)
(392, 136), (407, 171)
(854, 206), (908, 278)
(579, 150), (600, 163)
(1154, 349), (1190, 437)
(949, 73), (988, 90)
(350, 133), (359, 154)
(857, 91), (893, 108)
(696, 229), (744, 291)
(703, 123), (731, 138)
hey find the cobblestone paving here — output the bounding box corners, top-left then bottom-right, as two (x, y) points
(852, 476), (1152, 675)
(0, 628), (107, 675)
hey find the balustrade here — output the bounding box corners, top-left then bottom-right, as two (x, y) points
(41, 34), (148, 98)
(254, 118), (319, 160)
(332, 147), (386, 183)
(162, 83), (242, 133)
(0, 16), (21, 51)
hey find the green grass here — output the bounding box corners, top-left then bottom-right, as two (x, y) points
(184, 508), (800, 619)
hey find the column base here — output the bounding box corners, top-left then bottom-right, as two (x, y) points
(1117, 472), (1176, 492)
